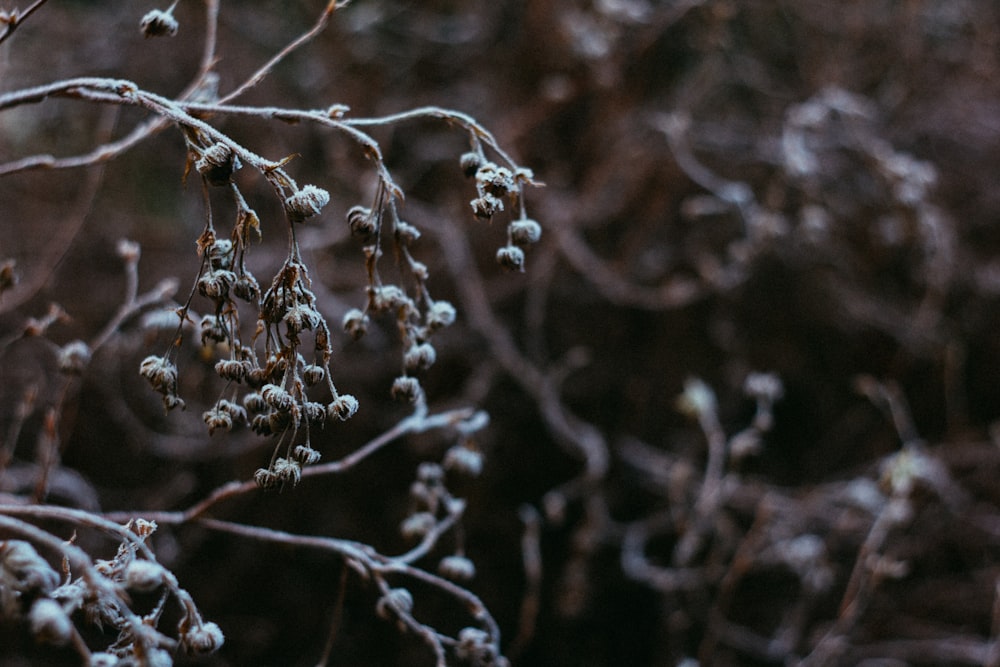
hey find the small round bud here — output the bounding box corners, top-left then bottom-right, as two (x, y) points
(496, 245), (525, 271)
(183, 621), (225, 656)
(29, 598), (72, 646)
(509, 218), (542, 246)
(403, 343), (437, 373)
(233, 274), (261, 303)
(438, 555), (476, 582)
(293, 445), (321, 465)
(140, 8), (178, 38)
(58, 340), (91, 375)
(460, 151), (484, 178)
(342, 308), (369, 339)
(124, 560), (165, 593)
(196, 143), (241, 186)
(391, 376), (421, 403)
(376, 587), (414, 620)
(327, 394), (359, 421)
(347, 205), (377, 239)
(400, 511), (436, 540)
(443, 444), (484, 477)
(116, 238), (141, 262)
(302, 364), (325, 386)
(285, 185), (330, 222)
(471, 193), (504, 220)
(426, 300), (456, 329)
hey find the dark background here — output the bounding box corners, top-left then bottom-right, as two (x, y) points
(2, 1), (1000, 665)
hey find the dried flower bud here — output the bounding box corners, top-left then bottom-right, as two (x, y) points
(214, 359), (247, 382)
(443, 444), (484, 477)
(438, 555), (476, 582)
(304, 400), (326, 423)
(200, 314), (227, 345)
(139, 355), (178, 394)
(124, 560), (164, 592)
(347, 205), (377, 239)
(400, 511), (436, 540)
(285, 184), (330, 222)
(196, 143), (241, 186)
(29, 598), (72, 646)
(250, 413), (273, 436)
(403, 343), (437, 373)
(496, 245), (525, 271)
(509, 218), (542, 246)
(460, 151), (484, 177)
(293, 445), (321, 465)
(272, 457), (302, 485)
(183, 621), (225, 656)
(197, 269), (236, 301)
(203, 405), (234, 435)
(140, 8), (178, 38)
(371, 285), (412, 314)
(233, 274), (261, 303)
(261, 384), (295, 412)
(243, 392), (266, 413)
(455, 627), (495, 663)
(342, 308), (369, 339)
(426, 300), (456, 330)
(327, 394), (359, 421)
(471, 193), (504, 220)
(254, 468), (277, 488)
(302, 364), (325, 386)
(394, 221), (421, 245)
(207, 239), (234, 270)
(283, 304), (321, 334)
(58, 340), (91, 375)
(417, 462), (444, 484)
(391, 375), (421, 403)
(376, 587), (414, 620)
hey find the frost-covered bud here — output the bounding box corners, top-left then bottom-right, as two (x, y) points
(391, 376), (421, 403)
(426, 300), (456, 330)
(29, 598), (72, 646)
(183, 621), (225, 656)
(455, 627), (495, 662)
(201, 314), (227, 345)
(207, 239), (234, 270)
(243, 391), (267, 413)
(496, 245), (525, 271)
(471, 193), (504, 220)
(376, 587), (414, 620)
(444, 444), (484, 477)
(347, 205), (377, 238)
(124, 559), (164, 593)
(140, 8), (178, 38)
(58, 340), (91, 375)
(285, 185), (330, 222)
(744, 372), (784, 403)
(293, 445), (321, 465)
(302, 364), (325, 386)
(254, 467), (277, 488)
(400, 512), (436, 540)
(394, 221), (421, 246)
(139, 355), (177, 393)
(261, 384), (295, 412)
(214, 359), (247, 382)
(403, 343), (437, 373)
(196, 143), (241, 186)
(203, 405), (234, 435)
(416, 462), (444, 484)
(327, 394), (359, 421)
(272, 457), (302, 485)
(509, 218), (542, 246)
(476, 164), (515, 196)
(438, 555), (476, 582)
(233, 274), (261, 303)
(197, 269), (236, 301)
(460, 151), (484, 178)
(342, 308), (369, 340)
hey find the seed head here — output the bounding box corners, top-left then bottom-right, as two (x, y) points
(58, 340), (92, 375)
(183, 621), (225, 656)
(460, 151), (484, 177)
(327, 394), (359, 421)
(403, 342), (437, 373)
(196, 143), (241, 186)
(471, 193), (504, 220)
(438, 555), (476, 582)
(426, 300), (456, 330)
(347, 205), (377, 239)
(391, 375), (421, 403)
